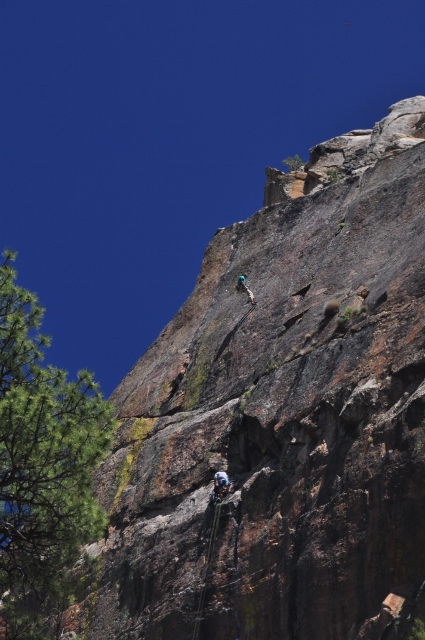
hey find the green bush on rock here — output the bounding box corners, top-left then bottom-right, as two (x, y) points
(281, 154), (304, 172)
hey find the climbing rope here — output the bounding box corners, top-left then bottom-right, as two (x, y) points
(192, 502), (222, 640)
(215, 303), (257, 378)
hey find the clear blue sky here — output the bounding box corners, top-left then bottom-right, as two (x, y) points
(1, 0), (424, 397)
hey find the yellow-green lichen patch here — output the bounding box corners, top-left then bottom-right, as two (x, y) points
(110, 417), (155, 513)
(113, 419), (124, 433)
(129, 417), (155, 442)
(182, 354), (209, 410)
(243, 595), (259, 635)
(110, 450), (135, 513)
(182, 321), (219, 410)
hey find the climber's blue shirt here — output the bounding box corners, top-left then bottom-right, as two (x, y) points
(237, 275), (245, 287)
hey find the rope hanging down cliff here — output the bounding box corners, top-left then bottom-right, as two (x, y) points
(192, 502), (222, 640)
(214, 304), (256, 364)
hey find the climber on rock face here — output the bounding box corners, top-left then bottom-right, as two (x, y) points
(213, 471), (233, 502)
(236, 273), (256, 305)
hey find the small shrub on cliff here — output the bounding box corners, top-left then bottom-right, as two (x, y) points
(265, 361), (278, 374)
(337, 306), (351, 325)
(239, 389), (252, 412)
(326, 168), (340, 183)
(323, 299), (341, 317)
(304, 328), (318, 342)
(281, 154), (304, 172)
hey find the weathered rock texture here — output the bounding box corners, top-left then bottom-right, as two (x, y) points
(263, 167), (307, 206)
(264, 95), (425, 203)
(72, 98), (425, 640)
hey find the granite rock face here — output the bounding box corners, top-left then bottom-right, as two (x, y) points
(264, 96), (425, 202)
(263, 167), (306, 206)
(72, 100), (425, 640)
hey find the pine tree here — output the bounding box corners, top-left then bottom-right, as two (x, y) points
(281, 154), (304, 172)
(0, 250), (114, 636)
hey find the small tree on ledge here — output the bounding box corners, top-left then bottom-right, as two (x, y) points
(281, 154), (304, 172)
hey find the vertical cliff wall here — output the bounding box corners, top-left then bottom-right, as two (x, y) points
(70, 98), (425, 640)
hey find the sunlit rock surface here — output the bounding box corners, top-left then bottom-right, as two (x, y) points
(70, 99), (425, 640)
(264, 96), (425, 200)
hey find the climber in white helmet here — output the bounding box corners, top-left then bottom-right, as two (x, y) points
(213, 470), (233, 502)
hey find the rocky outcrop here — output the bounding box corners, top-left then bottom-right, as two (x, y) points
(264, 96), (425, 203)
(263, 167), (306, 206)
(71, 99), (425, 640)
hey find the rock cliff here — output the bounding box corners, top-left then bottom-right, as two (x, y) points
(71, 97), (425, 640)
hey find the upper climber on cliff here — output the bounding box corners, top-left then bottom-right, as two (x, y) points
(236, 273), (256, 305)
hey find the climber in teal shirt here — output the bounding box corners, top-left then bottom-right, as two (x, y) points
(236, 273), (256, 305)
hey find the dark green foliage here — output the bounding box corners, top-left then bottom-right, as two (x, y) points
(281, 155), (304, 172)
(1, 596), (46, 640)
(337, 306), (351, 325)
(0, 251), (114, 635)
(408, 618), (425, 640)
(326, 168), (340, 183)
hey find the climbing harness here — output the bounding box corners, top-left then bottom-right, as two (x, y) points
(192, 502), (222, 640)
